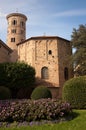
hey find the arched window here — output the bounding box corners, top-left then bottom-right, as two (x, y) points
(11, 38), (15, 42)
(64, 67), (69, 80)
(41, 67), (49, 79)
(11, 29), (16, 33)
(12, 20), (17, 25)
(48, 50), (52, 55)
(20, 21), (24, 27)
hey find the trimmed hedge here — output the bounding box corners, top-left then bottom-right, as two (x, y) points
(0, 99), (71, 122)
(62, 76), (86, 109)
(31, 86), (52, 100)
(0, 86), (11, 100)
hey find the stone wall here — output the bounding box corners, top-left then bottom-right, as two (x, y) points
(57, 39), (73, 97)
(0, 40), (12, 63)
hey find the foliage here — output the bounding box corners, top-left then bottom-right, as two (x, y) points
(31, 86), (52, 100)
(17, 87), (34, 99)
(71, 24), (86, 76)
(0, 110), (86, 130)
(0, 86), (11, 100)
(0, 99), (71, 122)
(0, 62), (35, 91)
(0, 63), (8, 86)
(62, 76), (86, 109)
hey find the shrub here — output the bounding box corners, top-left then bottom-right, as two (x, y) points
(31, 86), (52, 100)
(0, 62), (35, 97)
(17, 87), (33, 99)
(0, 86), (11, 100)
(62, 76), (86, 109)
(0, 99), (71, 122)
(0, 63), (8, 86)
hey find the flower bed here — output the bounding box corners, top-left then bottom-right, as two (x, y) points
(0, 99), (72, 123)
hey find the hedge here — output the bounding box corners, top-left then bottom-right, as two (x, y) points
(0, 86), (11, 100)
(31, 86), (52, 100)
(62, 76), (86, 109)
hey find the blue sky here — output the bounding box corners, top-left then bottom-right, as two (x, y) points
(0, 0), (86, 42)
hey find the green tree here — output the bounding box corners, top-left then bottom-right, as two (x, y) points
(0, 62), (35, 97)
(71, 24), (86, 76)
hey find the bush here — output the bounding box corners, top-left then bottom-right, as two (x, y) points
(0, 86), (11, 100)
(0, 63), (8, 86)
(0, 99), (71, 122)
(31, 86), (52, 100)
(0, 62), (35, 97)
(62, 76), (86, 109)
(17, 87), (34, 99)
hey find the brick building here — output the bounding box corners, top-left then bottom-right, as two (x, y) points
(17, 36), (73, 97)
(0, 39), (12, 63)
(0, 12), (73, 98)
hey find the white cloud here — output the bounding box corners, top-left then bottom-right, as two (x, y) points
(54, 9), (86, 17)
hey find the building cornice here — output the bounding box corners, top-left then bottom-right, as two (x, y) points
(17, 36), (70, 46)
(6, 13), (27, 21)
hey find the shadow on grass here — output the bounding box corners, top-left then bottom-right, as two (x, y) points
(66, 111), (80, 121)
(72, 111), (80, 118)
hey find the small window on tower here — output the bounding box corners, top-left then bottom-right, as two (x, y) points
(20, 21), (24, 27)
(12, 20), (17, 25)
(21, 30), (23, 34)
(11, 29), (16, 33)
(11, 38), (15, 42)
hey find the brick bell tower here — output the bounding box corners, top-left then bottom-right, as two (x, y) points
(6, 13), (27, 62)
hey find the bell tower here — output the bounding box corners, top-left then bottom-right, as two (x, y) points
(6, 13), (27, 62)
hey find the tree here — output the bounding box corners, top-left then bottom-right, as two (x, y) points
(0, 62), (35, 97)
(71, 24), (86, 76)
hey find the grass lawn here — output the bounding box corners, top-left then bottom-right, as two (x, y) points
(0, 110), (86, 130)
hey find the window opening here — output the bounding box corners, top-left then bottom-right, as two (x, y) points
(48, 50), (52, 55)
(41, 67), (49, 79)
(12, 20), (17, 25)
(11, 38), (15, 42)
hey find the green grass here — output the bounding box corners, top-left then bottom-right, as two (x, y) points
(0, 110), (86, 130)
